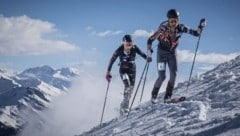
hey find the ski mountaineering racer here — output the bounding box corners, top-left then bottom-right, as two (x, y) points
(106, 35), (152, 115)
(147, 9), (206, 104)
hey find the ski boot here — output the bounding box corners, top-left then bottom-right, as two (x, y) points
(151, 87), (160, 104)
(164, 96), (172, 104)
(120, 108), (129, 116)
(151, 97), (157, 104)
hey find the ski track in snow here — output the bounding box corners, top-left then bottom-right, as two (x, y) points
(197, 101), (209, 121)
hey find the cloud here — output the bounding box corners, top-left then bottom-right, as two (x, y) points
(177, 49), (240, 64)
(0, 15), (78, 56)
(90, 30), (123, 37)
(0, 62), (11, 69)
(132, 29), (153, 38)
(86, 26), (93, 31)
(19, 72), (123, 136)
(80, 60), (97, 67)
(198, 64), (216, 71)
(91, 29), (153, 38)
(66, 60), (97, 68)
(86, 27), (153, 38)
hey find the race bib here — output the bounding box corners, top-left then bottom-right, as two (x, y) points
(122, 73), (130, 80)
(158, 62), (165, 71)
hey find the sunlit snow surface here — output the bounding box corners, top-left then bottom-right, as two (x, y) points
(79, 56), (240, 136)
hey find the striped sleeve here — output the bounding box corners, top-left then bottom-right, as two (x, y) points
(179, 24), (200, 37)
(147, 21), (167, 45)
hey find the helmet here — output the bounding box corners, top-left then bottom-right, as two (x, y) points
(167, 9), (180, 19)
(122, 35), (132, 42)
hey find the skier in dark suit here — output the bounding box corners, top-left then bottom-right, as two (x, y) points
(106, 34), (151, 114)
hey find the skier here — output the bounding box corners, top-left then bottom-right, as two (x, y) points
(147, 9), (206, 104)
(106, 34), (152, 115)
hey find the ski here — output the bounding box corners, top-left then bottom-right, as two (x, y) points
(167, 96), (186, 104)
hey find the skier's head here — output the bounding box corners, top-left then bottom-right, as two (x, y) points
(122, 35), (133, 52)
(167, 9), (180, 19)
(122, 34), (133, 42)
(167, 9), (179, 27)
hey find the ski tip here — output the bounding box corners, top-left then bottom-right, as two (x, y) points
(179, 96), (186, 101)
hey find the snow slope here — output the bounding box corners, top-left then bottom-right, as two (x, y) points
(79, 55), (240, 136)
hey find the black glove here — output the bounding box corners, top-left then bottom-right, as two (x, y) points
(198, 18), (206, 29)
(150, 49), (153, 53)
(105, 72), (112, 82)
(146, 57), (152, 62)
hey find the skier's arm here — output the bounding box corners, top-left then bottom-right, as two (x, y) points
(180, 24), (200, 37)
(135, 45), (147, 60)
(146, 25), (164, 61)
(147, 31), (159, 49)
(147, 22), (167, 51)
(147, 31), (161, 50)
(107, 47), (120, 72)
(181, 18), (206, 37)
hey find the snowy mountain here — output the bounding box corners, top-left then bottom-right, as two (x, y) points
(0, 66), (78, 136)
(79, 55), (240, 136)
(16, 65), (77, 90)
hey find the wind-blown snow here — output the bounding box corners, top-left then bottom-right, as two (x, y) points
(19, 72), (123, 136)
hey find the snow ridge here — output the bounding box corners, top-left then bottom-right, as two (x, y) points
(79, 55), (240, 136)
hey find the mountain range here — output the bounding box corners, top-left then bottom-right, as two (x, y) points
(0, 65), (79, 136)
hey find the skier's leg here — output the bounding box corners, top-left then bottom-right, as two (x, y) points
(128, 69), (136, 99)
(128, 65), (136, 87)
(152, 69), (166, 98)
(165, 55), (177, 100)
(120, 73), (132, 113)
(151, 52), (167, 100)
(121, 87), (131, 112)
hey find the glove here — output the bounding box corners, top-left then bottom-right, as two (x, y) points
(105, 71), (112, 82)
(146, 57), (152, 62)
(198, 18), (206, 29)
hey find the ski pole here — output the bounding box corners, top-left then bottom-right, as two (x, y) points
(139, 62), (150, 103)
(186, 32), (203, 91)
(100, 81), (111, 126)
(127, 61), (148, 118)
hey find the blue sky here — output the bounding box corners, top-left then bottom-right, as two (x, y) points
(0, 0), (240, 83)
